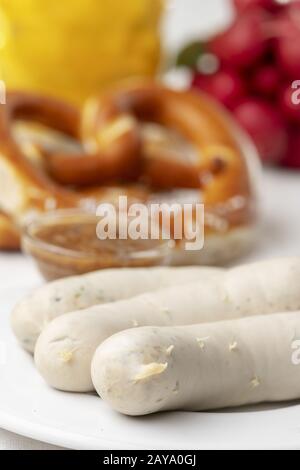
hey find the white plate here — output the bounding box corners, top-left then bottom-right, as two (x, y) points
(1, 285), (300, 450)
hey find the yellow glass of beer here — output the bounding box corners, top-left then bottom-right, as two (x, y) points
(0, 0), (163, 103)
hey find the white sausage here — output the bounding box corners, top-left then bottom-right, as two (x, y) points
(35, 258), (300, 392)
(12, 266), (221, 352)
(92, 312), (300, 416)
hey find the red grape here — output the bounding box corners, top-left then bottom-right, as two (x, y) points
(209, 9), (268, 69)
(280, 129), (300, 168)
(280, 83), (300, 124)
(251, 65), (281, 97)
(191, 69), (245, 109)
(233, 99), (288, 163)
(233, 0), (286, 13)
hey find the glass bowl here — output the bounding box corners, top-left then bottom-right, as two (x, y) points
(22, 209), (174, 281)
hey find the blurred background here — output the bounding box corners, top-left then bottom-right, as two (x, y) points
(1, 0), (300, 451)
(0, 0), (233, 102)
(164, 0), (233, 52)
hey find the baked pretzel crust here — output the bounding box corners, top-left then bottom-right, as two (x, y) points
(0, 84), (257, 252)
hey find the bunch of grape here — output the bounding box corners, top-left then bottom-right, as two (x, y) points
(177, 0), (300, 168)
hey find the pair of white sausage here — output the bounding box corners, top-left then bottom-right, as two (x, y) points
(12, 266), (222, 353)
(34, 258), (300, 394)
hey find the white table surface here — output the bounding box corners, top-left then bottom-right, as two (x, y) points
(1, 0), (300, 451)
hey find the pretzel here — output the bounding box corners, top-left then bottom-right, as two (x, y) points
(1, 90), (197, 192)
(0, 85), (257, 260)
(48, 82), (253, 207)
(46, 85), (203, 189)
